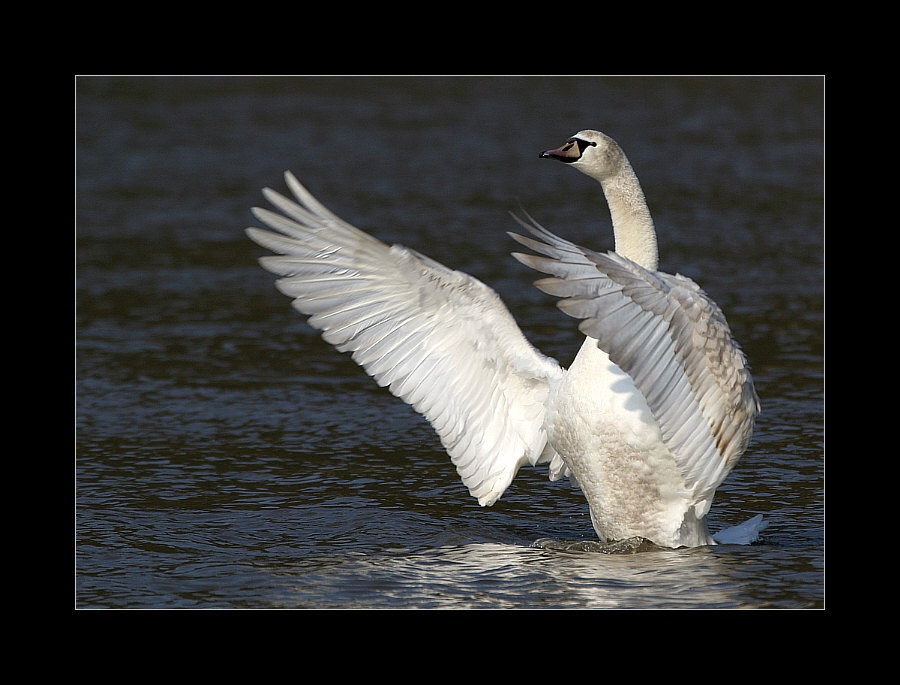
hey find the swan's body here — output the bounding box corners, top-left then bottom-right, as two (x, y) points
(246, 130), (762, 548)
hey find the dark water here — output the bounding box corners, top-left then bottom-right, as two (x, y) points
(76, 76), (824, 609)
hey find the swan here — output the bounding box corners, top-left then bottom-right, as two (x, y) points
(245, 129), (763, 548)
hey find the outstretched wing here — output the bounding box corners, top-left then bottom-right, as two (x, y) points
(509, 212), (759, 510)
(246, 173), (564, 506)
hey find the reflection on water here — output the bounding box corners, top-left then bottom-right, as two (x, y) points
(76, 76), (824, 609)
(256, 540), (805, 610)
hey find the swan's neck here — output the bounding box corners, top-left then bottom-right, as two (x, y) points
(595, 159), (658, 272)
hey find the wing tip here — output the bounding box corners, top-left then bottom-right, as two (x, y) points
(477, 491), (502, 507)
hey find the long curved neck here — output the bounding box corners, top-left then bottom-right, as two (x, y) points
(599, 158), (658, 272)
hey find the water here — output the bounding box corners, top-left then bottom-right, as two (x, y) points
(76, 76), (824, 609)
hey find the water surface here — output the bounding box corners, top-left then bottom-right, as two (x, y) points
(76, 76), (824, 609)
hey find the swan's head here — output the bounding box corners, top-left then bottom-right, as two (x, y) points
(540, 130), (624, 181)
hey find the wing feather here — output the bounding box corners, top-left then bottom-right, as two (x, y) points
(247, 173), (564, 506)
(509, 212), (759, 501)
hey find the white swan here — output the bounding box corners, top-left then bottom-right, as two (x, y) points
(245, 129), (763, 548)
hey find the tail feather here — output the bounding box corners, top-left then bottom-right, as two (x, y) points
(712, 514), (767, 545)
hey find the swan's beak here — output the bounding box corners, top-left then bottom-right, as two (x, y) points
(540, 140), (581, 163)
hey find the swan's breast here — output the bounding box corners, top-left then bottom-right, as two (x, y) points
(547, 338), (694, 542)
(549, 338), (660, 456)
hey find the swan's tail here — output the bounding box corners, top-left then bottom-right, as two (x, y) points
(712, 514), (767, 545)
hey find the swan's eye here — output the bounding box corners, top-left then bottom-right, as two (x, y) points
(570, 138), (597, 154)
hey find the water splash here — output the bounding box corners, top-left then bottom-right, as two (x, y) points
(531, 536), (660, 554)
